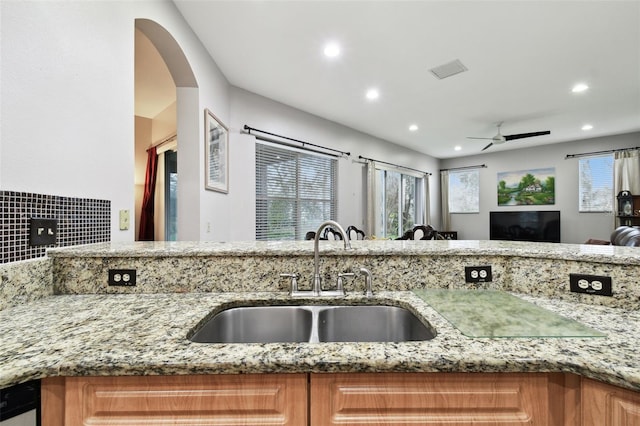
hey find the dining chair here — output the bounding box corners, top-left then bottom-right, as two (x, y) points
(411, 225), (436, 240)
(322, 227), (344, 240)
(346, 225), (366, 240)
(395, 229), (414, 240)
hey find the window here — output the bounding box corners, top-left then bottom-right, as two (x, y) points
(448, 169), (479, 213)
(376, 169), (425, 239)
(579, 154), (614, 212)
(164, 150), (178, 241)
(255, 143), (337, 240)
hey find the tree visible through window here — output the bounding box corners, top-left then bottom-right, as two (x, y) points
(376, 169), (424, 239)
(579, 154), (614, 212)
(255, 143), (337, 240)
(449, 169), (479, 213)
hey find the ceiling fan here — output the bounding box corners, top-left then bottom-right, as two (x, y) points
(467, 122), (550, 151)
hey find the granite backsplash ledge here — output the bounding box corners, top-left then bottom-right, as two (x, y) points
(48, 241), (640, 309)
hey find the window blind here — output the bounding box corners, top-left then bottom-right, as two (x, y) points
(448, 169), (480, 213)
(256, 142), (337, 240)
(579, 154), (614, 212)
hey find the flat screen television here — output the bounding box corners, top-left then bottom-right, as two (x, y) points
(490, 211), (560, 243)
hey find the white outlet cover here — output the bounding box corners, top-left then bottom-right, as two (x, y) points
(119, 210), (130, 230)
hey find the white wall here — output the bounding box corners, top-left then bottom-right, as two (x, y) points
(2, 1), (136, 239)
(134, 116), (152, 239)
(151, 102), (177, 143)
(440, 132), (640, 243)
(0, 0), (230, 241)
(222, 87), (441, 241)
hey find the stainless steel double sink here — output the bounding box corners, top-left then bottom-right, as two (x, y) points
(189, 304), (436, 343)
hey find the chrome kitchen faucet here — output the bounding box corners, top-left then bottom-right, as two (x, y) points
(281, 220), (354, 297)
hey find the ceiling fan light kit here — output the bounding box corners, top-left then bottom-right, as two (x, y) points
(467, 123), (551, 151)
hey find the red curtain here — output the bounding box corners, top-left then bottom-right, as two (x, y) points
(138, 146), (158, 241)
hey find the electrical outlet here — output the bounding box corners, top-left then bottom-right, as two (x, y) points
(465, 265), (492, 283)
(29, 217), (57, 246)
(570, 273), (612, 296)
(108, 269), (137, 286)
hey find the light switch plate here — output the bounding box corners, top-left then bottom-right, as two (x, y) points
(29, 217), (57, 246)
(119, 210), (130, 230)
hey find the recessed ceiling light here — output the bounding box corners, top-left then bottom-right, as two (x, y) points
(582, 124), (593, 131)
(365, 88), (379, 100)
(323, 42), (340, 58)
(454, 146), (462, 151)
(409, 124), (418, 132)
(572, 83), (589, 93)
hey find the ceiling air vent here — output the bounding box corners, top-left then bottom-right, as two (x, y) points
(429, 59), (468, 80)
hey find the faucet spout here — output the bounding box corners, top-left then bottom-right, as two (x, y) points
(360, 267), (373, 297)
(313, 220), (351, 295)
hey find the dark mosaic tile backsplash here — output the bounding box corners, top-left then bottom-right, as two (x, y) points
(0, 191), (110, 263)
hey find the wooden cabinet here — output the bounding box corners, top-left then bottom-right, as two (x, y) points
(41, 374), (307, 426)
(311, 372), (570, 425)
(41, 373), (640, 426)
(582, 378), (640, 425)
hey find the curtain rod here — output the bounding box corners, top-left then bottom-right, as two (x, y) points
(254, 134), (339, 158)
(244, 125), (350, 158)
(149, 134), (177, 149)
(358, 155), (432, 176)
(565, 147), (640, 159)
(439, 164), (487, 172)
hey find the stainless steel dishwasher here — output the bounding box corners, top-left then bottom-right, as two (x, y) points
(0, 380), (39, 426)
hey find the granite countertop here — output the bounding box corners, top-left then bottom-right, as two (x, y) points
(1, 291), (639, 392)
(47, 240), (640, 265)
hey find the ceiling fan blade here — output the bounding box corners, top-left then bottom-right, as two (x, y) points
(466, 137), (494, 140)
(504, 131), (550, 141)
(482, 142), (494, 151)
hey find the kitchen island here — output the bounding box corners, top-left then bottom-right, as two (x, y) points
(1, 240), (639, 424)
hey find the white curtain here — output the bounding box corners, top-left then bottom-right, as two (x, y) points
(365, 160), (377, 237)
(422, 173), (431, 226)
(440, 170), (450, 231)
(614, 149), (640, 195)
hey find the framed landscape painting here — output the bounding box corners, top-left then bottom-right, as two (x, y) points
(204, 109), (229, 193)
(497, 167), (555, 206)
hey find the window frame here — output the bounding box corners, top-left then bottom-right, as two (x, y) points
(376, 166), (425, 239)
(448, 169), (480, 213)
(255, 142), (338, 240)
(578, 154), (614, 213)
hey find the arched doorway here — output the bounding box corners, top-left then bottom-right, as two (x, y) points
(134, 19), (198, 241)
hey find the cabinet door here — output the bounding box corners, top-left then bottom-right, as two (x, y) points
(311, 372), (565, 425)
(47, 374), (307, 425)
(582, 378), (640, 425)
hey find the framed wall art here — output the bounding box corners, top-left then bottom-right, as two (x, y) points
(204, 108), (229, 193)
(497, 167), (555, 206)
